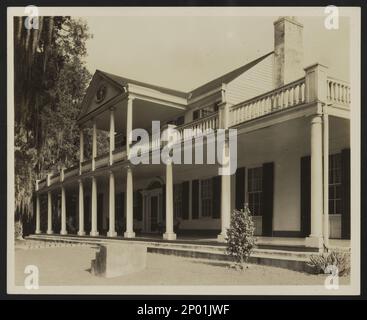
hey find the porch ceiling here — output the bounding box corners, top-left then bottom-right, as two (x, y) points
(83, 97), (185, 133)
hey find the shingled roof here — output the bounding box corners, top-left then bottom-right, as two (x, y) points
(97, 51), (274, 102)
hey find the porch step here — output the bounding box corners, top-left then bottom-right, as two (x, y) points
(26, 234), (316, 273)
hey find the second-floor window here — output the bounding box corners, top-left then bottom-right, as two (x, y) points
(192, 103), (219, 121)
(248, 167), (263, 216)
(201, 178), (213, 217)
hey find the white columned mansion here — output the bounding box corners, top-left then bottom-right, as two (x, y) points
(33, 17), (351, 250)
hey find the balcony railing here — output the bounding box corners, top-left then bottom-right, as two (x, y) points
(113, 147), (127, 163)
(176, 112), (219, 140)
(64, 165), (79, 180)
(49, 172), (60, 185)
(327, 77), (350, 107)
(95, 154), (109, 169)
(229, 77), (306, 127)
(38, 178), (47, 190)
(81, 159), (92, 173)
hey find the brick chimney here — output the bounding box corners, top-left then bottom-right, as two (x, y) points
(273, 16), (304, 88)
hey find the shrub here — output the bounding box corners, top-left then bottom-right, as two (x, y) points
(225, 204), (256, 269)
(308, 250), (351, 276)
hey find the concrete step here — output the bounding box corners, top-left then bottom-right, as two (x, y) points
(26, 234), (315, 273)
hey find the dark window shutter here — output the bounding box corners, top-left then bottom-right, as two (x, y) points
(235, 167), (246, 210)
(212, 176), (221, 218)
(191, 180), (199, 219)
(300, 156), (311, 237)
(134, 190), (143, 221)
(262, 162), (274, 236)
(341, 149), (350, 239)
(193, 110), (200, 120)
(162, 184), (166, 220)
(182, 181), (190, 220)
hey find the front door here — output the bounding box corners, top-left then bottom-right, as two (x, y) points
(143, 189), (162, 233)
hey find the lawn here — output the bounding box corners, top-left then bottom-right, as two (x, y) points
(14, 241), (350, 287)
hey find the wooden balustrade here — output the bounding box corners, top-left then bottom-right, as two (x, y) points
(229, 77), (306, 126)
(327, 77), (351, 106)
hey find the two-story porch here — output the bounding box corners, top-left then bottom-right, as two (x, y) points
(33, 61), (350, 251)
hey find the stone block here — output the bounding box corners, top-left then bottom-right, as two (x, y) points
(91, 244), (147, 278)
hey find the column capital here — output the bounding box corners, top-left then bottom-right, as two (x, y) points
(310, 114), (322, 124)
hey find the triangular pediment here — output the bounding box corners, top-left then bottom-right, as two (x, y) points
(77, 70), (125, 122)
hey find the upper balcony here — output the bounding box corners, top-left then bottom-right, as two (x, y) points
(36, 64), (350, 192)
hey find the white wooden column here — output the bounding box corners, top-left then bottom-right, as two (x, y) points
(79, 128), (84, 174)
(306, 114), (323, 249)
(218, 140), (231, 242)
(78, 179), (85, 236)
(92, 119), (97, 171)
(35, 180), (41, 234)
(60, 186), (67, 235)
(107, 171), (117, 237)
(124, 166), (135, 238)
(109, 108), (115, 165)
(90, 176), (99, 236)
(163, 160), (176, 240)
(323, 110), (329, 247)
(126, 97), (133, 158)
(46, 191), (53, 234)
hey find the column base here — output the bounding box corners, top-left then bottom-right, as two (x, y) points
(124, 231), (135, 238)
(77, 231), (86, 236)
(305, 235), (324, 251)
(107, 231), (117, 237)
(163, 232), (177, 241)
(217, 232), (227, 243)
(90, 231), (99, 237)
(60, 230), (68, 235)
(46, 230), (53, 235)
(35, 230), (41, 235)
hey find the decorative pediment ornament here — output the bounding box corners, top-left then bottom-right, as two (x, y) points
(95, 84), (107, 103)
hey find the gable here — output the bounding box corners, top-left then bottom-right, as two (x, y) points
(77, 71), (125, 122)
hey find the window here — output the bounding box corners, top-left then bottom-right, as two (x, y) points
(192, 103), (219, 121)
(329, 153), (342, 215)
(201, 178), (213, 217)
(248, 167), (263, 216)
(173, 184), (183, 218)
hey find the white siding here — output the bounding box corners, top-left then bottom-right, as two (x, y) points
(226, 54), (274, 105)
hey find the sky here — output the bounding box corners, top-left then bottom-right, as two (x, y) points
(83, 15), (350, 92)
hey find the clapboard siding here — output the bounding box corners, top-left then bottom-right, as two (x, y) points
(226, 54), (274, 105)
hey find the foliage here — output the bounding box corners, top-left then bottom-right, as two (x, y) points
(225, 204), (256, 269)
(308, 250), (351, 276)
(13, 17), (107, 234)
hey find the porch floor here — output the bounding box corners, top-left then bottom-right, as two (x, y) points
(30, 232), (350, 251)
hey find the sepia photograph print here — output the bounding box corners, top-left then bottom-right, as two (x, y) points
(6, 6), (361, 296)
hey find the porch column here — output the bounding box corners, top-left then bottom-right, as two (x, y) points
(92, 119), (97, 171)
(124, 166), (135, 238)
(60, 186), (67, 235)
(78, 179), (85, 236)
(163, 160), (176, 240)
(109, 108), (115, 165)
(79, 128), (84, 174)
(90, 176), (99, 236)
(126, 97), (133, 158)
(306, 114), (323, 249)
(46, 191), (53, 234)
(323, 109), (329, 247)
(35, 180), (41, 234)
(217, 140), (231, 242)
(107, 171), (117, 237)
